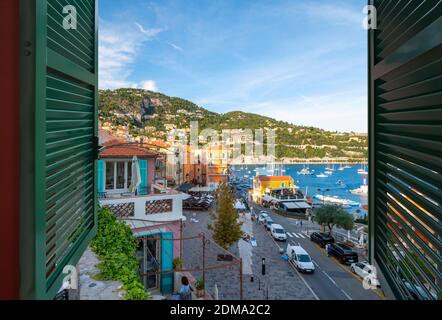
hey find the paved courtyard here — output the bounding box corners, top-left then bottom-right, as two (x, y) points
(182, 210), (317, 300)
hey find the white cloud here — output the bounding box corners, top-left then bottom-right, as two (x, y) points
(135, 23), (165, 38)
(99, 20), (164, 89)
(168, 42), (184, 52)
(139, 80), (158, 92)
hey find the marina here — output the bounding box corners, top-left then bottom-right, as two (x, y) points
(231, 164), (369, 217)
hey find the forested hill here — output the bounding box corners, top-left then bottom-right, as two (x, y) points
(99, 88), (367, 159)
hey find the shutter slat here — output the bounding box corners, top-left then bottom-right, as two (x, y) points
(370, 0), (441, 300)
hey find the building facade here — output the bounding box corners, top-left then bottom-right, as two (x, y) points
(98, 143), (188, 294)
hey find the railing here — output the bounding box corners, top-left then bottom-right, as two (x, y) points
(99, 191), (187, 223)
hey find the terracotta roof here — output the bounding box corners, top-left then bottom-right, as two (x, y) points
(100, 144), (158, 159)
(257, 176), (293, 182)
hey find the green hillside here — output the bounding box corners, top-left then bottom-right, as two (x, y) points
(99, 88), (368, 159)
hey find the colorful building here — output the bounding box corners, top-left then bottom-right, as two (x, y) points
(182, 146), (206, 186)
(251, 176), (296, 203)
(205, 145), (230, 188)
(98, 143), (188, 294)
(251, 175), (311, 217)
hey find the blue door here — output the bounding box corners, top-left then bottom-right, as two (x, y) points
(160, 232), (174, 293)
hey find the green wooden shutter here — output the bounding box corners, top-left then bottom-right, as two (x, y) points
(21, 0), (98, 299)
(369, 0), (442, 300)
(139, 160), (148, 195)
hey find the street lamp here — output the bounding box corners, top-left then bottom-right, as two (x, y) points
(317, 188), (330, 205)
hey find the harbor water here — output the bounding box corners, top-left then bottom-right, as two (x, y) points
(232, 164), (369, 218)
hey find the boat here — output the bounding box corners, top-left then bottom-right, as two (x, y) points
(336, 180), (345, 186)
(338, 164), (345, 171)
(314, 194), (360, 207)
(350, 185), (368, 195)
(316, 173), (329, 178)
(343, 164), (352, 169)
(358, 164), (368, 175)
(350, 176), (368, 195)
(298, 165), (314, 176)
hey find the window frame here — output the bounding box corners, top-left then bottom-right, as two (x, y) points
(104, 159), (133, 193)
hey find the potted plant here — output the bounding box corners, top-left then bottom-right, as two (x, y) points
(195, 278), (205, 298)
(173, 257), (182, 270)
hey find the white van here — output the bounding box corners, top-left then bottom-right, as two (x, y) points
(286, 244), (315, 273)
(270, 224), (287, 241)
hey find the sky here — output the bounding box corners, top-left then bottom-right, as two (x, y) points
(99, 0), (368, 133)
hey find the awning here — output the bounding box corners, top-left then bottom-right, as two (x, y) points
(282, 201), (311, 210)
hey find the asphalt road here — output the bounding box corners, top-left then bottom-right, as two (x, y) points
(249, 203), (381, 300)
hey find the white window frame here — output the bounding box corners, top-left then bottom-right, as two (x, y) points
(104, 159), (132, 194)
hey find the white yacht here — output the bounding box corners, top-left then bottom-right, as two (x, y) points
(316, 173), (328, 178)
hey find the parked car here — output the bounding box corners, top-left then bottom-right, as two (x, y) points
(328, 243), (358, 265)
(400, 280), (437, 300)
(258, 213), (268, 223)
(350, 262), (380, 287)
(286, 244), (315, 273)
(310, 232), (335, 248)
(270, 224), (287, 241)
(264, 217), (274, 230)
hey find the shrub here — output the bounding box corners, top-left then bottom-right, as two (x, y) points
(91, 207), (150, 300)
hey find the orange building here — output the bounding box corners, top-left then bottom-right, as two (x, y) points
(182, 145), (206, 186)
(205, 145), (230, 187)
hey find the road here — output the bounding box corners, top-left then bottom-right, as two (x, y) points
(249, 203), (381, 300)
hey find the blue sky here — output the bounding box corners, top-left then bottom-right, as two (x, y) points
(99, 0), (368, 132)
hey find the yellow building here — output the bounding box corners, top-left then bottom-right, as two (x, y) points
(251, 175), (296, 203)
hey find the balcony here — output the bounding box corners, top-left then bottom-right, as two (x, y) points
(98, 184), (189, 225)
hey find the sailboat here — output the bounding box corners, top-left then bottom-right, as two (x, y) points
(338, 163), (345, 171)
(324, 164), (333, 175)
(358, 163), (368, 175)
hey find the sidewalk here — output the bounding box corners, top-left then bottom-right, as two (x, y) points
(183, 210), (317, 300)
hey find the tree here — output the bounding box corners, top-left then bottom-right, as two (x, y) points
(313, 204), (354, 235)
(212, 183), (243, 249)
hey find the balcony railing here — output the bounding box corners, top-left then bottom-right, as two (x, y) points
(98, 188), (188, 224)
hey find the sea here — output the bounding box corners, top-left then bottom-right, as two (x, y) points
(231, 164), (369, 218)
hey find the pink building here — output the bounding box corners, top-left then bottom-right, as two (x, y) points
(98, 143), (188, 294)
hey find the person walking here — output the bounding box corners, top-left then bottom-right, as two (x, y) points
(170, 276), (193, 300)
(325, 243), (330, 257)
(179, 276), (193, 300)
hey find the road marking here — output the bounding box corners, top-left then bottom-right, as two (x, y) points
(287, 232), (293, 238)
(292, 233), (300, 238)
(298, 233), (306, 239)
(288, 261), (320, 301)
(264, 221), (320, 300)
(322, 270), (338, 286)
(341, 289), (353, 300)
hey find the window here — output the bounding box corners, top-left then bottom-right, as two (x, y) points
(105, 161), (133, 191)
(106, 161), (115, 189)
(116, 162), (125, 189)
